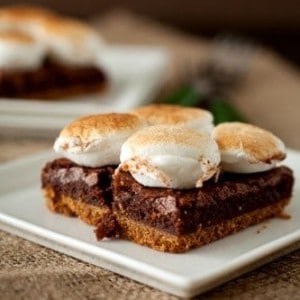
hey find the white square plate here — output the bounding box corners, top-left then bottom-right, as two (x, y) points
(0, 45), (168, 138)
(0, 149), (299, 298)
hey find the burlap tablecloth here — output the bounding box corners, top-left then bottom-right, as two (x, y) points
(1, 11), (300, 299)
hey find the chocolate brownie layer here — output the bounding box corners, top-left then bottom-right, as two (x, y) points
(41, 158), (116, 225)
(0, 58), (107, 99)
(113, 166), (294, 236)
(112, 197), (290, 253)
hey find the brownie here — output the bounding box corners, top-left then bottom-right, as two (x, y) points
(41, 158), (117, 226)
(41, 158), (294, 252)
(0, 58), (107, 99)
(41, 158), (116, 207)
(112, 166), (294, 236)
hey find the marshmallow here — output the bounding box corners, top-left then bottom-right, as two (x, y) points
(213, 122), (286, 173)
(54, 113), (146, 167)
(38, 17), (104, 66)
(131, 104), (214, 134)
(0, 31), (46, 70)
(0, 5), (104, 66)
(0, 5), (55, 37)
(120, 125), (220, 189)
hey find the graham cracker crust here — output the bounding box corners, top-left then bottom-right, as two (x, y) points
(115, 197), (291, 253)
(43, 188), (111, 226)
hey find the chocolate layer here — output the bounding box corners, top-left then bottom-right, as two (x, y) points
(41, 158), (116, 207)
(113, 166), (294, 236)
(0, 58), (107, 98)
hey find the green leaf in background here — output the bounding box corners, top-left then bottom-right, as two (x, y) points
(162, 85), (247, 125)
(208, 97), (247, 125)
(164, 85), (202, 107)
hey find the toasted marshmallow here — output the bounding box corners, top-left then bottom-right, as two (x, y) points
(0, 5), (56, 36)
(120, 125), (220, 189)
(38, 17), (104, 66)
(54, 113), (146, 167)
(131, 104), (214, 134)
(0, 31), (46, 70)
(0, 6), (104, 66)
(213, 122), (286, 173)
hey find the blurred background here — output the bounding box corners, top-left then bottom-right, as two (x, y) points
(1, 0), (299, 65)
(1, 0), (300, 150)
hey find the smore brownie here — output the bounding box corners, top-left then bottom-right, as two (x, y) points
(42, 158), (115, 225)
(112, 166), (293, 252)
(0, 56), (107, 99)
(0, 5), (107, 99)
(41, 113), (145, 225)
(104, 124), (294, 253)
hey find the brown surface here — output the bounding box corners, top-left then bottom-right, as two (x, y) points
(1, 11), (300, 299)
(115, 198), (290, 253)
(3, 1), (300, 31)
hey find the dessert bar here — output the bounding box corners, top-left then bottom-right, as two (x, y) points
(41, 106), (295, 253)
(106, 123), (293, 252)
(0, 5), (107, 99)
(42, 158), (115, 225)
(41, 113), (145, 225)
(111, 166), (293, 252)
(0, 58), (107, 99)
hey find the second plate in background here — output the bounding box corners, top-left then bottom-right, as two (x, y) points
(0, 45), (169, 138)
